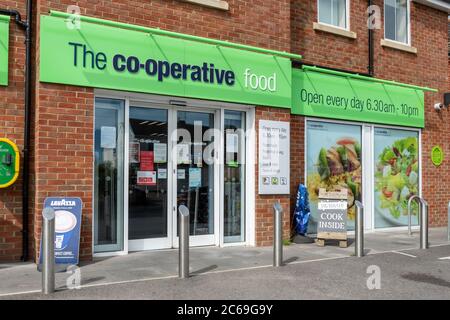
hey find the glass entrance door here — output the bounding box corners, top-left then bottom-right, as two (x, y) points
(174, 110), (216, 246)
(128, 106), (171, 251)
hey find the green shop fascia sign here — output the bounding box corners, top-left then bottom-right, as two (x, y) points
(40, 14), (293, 108)
(0, 15), (10, 86)
(292, 67), (436, 128)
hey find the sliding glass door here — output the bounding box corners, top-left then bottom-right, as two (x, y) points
(94, 97), (251, 253)
(128, 106), (171, 251)
(174, 110), (216, 246)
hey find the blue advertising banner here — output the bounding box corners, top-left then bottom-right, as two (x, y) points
(39, 197), (82, 269)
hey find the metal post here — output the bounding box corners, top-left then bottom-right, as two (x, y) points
(407, 195), (419, 236)
(42, 207), (55, 294)
(355, 201), (364, 257)
(420, 200), (429, 249)
(273, 202), (283, 267)
(178, 205), (190, 278)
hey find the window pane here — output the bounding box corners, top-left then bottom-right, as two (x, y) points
(374, 128), (419, 229)
(306, 121), (362, 233)
(319, 0), (333, 25)
(319, 0), (346, 28)
(224, 111), (246, 243)
(385, 0), (396, 41)
(94, 98), (125, 252)
(128, 107), (168, 240)
(396, 0), (408, 43)
(333, 0), (347, 28)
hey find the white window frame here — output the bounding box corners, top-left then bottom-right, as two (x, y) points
(384, 0), (412, 46)
(317, 0), (351, 31)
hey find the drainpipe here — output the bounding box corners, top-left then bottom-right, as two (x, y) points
(368, 0), (374, 76)
(0, 0), (32, 261)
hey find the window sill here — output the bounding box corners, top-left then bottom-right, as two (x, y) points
(381, 39), (417, 54)
(313, 22), (357, 39)
(181, 0), (229, 11)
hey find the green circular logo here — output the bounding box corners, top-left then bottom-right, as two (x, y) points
(431, 146), (444, 167)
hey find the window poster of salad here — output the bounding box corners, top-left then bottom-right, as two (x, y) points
(306, 121), (362, 233)
(374, 128), (420, 228)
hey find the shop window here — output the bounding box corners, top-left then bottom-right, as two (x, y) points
(318, 0), (348, 29)
(223, 110), (246, 243)
(305, 119), (422, 233)
(306, 121), (362, 233)
(384, 0), (410, 44)
(94, 98), (125, 253)
(373, 128), (419, 229)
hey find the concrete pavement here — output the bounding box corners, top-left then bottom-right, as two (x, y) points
(0, 227), (449, 299)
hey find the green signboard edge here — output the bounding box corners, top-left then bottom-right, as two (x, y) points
(0, 15), (10, 86)
(39, 14), (293, 109)
(291, 68), (429, 128)
(431, 146), (444, 167)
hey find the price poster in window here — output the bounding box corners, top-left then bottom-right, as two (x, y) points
(137, 171), (156, 186)
(140, 151), (154, 171)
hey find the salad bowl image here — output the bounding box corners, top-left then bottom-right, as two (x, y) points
(374, 136), (419, 227)
(307, 137), (362, 226)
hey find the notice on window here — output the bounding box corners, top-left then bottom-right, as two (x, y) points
(154, 143), (167, 163)
(129, 142), (140, 163)
(177, 169), (185, 180)
(177, 144), (191, 164)
(189, 168), (201, 188)
(258, 120), (290, 195)
(140, 151), (154, 171)
(137, 171), (156, 186)
(100, 126), (116, 149)
(226, 131), (239, 153)
(158, 168), (167, 179)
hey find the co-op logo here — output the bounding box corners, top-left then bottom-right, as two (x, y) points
(68, 42), (277, 92)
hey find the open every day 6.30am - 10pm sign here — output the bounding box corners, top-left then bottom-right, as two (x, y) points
(0, 15), (10, 86)
(39, 14), (292, 108)
(292, 67), (427, 128)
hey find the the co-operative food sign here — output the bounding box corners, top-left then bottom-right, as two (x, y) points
(39, 15), (292, 108)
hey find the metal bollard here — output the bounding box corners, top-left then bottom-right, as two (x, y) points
(273, 202), (283, 267)
(355, 201), (364, 257)
(42, 207), (55, 294)
(178, 205), (190, 278)
(420, 200), (429, 249)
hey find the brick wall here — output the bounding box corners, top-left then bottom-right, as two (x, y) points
(38, 0), (291, 52)
(33, 84), (94, 261)
(291, 0), (449, 227)
(0, 0), (27, 262)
